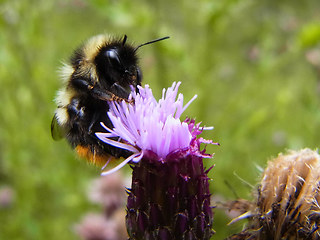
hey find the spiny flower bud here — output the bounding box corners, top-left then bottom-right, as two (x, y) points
(228, 148), (320, 240)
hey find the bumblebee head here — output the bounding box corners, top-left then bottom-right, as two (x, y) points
(94, 36), (141, 89)
(69, 35), (169, 92)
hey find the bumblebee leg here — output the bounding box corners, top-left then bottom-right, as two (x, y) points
(90, 87), (113, 101)
(73, 77), (113, 101)
(72, 78), (93, 91)
(87, 111), (101, 134)
(110, 82), (130, 98)
(72, 79), (112, 101)
(67, 98), (85, 120)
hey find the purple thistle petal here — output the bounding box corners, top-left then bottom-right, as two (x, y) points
(101, 152), (142, 176)
(95, 132), (139, 153)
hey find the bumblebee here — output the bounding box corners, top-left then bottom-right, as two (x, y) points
(51, 34), (169, 166)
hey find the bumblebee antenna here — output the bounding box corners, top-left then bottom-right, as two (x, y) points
(134, 36), (170, 52)
(122, 35), (128, 46)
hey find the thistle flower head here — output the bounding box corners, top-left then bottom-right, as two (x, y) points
(96, 82), (215, 175)
(228, 149), (320, 240)
(96, 82), (217, 239)
(257, 149), (320, 239)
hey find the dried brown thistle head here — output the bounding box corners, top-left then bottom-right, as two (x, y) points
(228, 149), (320, 240)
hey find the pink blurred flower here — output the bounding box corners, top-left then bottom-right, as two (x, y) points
(74, 211), (127, 240)
(0, 186), (15, 208)
(88, 172), (128, 216)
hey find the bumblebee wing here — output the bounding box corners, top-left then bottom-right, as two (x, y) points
(51, 114), (65, 140)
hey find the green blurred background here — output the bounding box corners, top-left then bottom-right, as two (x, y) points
(1, 0), (320, 239)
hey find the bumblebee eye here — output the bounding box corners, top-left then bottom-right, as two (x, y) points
(105, 49), (121, 67)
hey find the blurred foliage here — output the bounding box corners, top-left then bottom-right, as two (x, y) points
(1, 0), (320, 239)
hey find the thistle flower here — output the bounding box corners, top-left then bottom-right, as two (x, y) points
(96, 82), (217, 239)
(228, 149), (320, 240)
